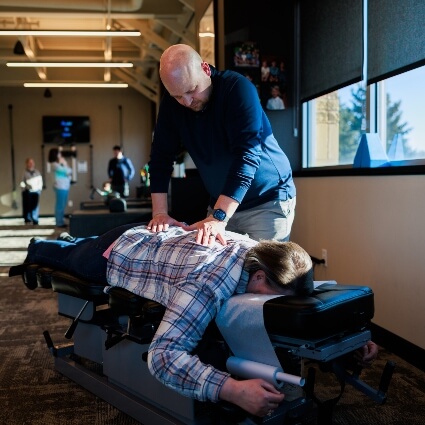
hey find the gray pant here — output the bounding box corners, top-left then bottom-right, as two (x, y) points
(208, 197), (296, 242)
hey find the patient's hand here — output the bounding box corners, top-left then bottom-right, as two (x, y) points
(354, 340), (379, 367)
(219, 377), (284, 417)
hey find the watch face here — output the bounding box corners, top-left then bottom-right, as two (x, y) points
(213, 209), (226, 221)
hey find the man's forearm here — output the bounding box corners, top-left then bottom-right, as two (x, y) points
(212, 195), (239, 221)
(151, 192), (169, 216)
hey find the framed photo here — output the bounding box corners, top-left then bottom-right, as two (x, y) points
(260, 55), (288, 110)
(232, 41), (260, 68)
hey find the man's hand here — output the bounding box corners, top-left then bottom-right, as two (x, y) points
(147, 213), (185, 233)
(219, 377), (285, 417)
(183, 217), (227, 246)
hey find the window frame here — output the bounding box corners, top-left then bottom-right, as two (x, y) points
(296, 0), (425, 177)
(298, 72), (425, 177)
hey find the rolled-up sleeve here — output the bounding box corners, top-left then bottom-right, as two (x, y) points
(147, 284), (230, 402)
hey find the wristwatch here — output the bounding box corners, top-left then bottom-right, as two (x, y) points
(211, 208), (229, 222)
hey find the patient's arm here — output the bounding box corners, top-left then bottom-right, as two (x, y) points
(219, 376), (285, 417)
(147, 282), (285, 417)
(147, 287), (231, 402)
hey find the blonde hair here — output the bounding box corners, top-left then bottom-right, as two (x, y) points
(244, 241), (314, 296)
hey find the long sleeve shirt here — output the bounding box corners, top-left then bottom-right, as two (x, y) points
(108, 156), (135, 184)
(106, 225), (257, 402)
(149, 65), (295, 212)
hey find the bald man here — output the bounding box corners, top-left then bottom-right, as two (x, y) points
(148, 44), (296, 246)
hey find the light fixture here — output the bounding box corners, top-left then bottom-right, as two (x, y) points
(0, 30), (141, 37)
(24, 82), (128, 88)
(13, 40), (25, 55)
(44, 88), (52, 98)
(7, 62), (133, 68)
(199, 32), (215, 38)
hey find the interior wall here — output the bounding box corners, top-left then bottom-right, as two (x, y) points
(0, 86), (152, 217)
(221, 0), (300, 170)
(291, 175), (425, 351)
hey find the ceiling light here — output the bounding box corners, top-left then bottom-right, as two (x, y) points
(0, 30), (141, 37)
(199, 32), (215, 38)
(7, 62), (133, 68)
(24, 82), (128, 88)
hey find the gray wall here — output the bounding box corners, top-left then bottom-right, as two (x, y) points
(0, 86), (153, 216)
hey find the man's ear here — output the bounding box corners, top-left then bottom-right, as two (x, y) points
(201, 61), (211, 76)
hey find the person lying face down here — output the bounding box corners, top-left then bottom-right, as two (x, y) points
(23, 224), (313, 417)
(110, 228), (314, 418)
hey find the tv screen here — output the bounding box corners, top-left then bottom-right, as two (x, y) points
(42, 115), (90, 144)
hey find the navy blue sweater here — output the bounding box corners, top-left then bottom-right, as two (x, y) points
(149, 66), (295, 211)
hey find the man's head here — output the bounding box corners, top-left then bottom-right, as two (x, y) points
(113, 145), (123, 158)
(159, 44), (213, 112)
(103, 181), (112, 192)
(244, 241), (314, 296)
(25, 158), (35, 170)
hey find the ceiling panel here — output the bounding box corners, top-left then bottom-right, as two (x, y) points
(0, 0), (199, 103)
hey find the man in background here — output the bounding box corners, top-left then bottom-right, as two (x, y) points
(20, 157), (43, 225)
(107, 145), (135, 198)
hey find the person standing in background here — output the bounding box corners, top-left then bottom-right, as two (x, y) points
(20, 158), (43, 225)
(107, 145), (135, 198)
(48, 148), (72, 228)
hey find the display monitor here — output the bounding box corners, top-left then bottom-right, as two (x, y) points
(42, 115), (90, 144)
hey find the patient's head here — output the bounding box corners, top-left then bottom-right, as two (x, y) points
(102, 181), (112, 192)
(244, 241), (314, 296)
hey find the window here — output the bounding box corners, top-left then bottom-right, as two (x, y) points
(199, 2), (215, 66)
(302, 65), (425, 169)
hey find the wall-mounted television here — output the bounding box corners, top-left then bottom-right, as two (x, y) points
(42, 115), (90, 144)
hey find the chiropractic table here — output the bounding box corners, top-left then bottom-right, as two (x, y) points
(10, 264), (395, 425)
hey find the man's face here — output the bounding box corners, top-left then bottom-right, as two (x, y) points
(162, 62), (212, 112)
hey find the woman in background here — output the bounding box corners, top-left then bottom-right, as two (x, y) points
(48, 148), (72, 228)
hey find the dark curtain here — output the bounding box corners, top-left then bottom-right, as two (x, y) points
(299, 0), (362, 102)
(299, 0), (425, 101)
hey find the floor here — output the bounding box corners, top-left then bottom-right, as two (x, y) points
(0, 216), (59, 272)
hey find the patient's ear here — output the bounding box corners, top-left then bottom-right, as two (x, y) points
(246, 270), (268, 293)
(250, 269), (266, 282)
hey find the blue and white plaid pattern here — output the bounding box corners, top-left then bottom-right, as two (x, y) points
(107, 225), (256, 402)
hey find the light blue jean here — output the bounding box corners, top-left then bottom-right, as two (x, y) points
(54, 188), (69, 226)
(208, 197), (296, 242)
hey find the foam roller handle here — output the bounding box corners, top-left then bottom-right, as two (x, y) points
(226, 356), (305, 388)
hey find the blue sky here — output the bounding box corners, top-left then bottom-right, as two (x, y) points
(386, 66), (425, 152)
(338, 65), (425, 152)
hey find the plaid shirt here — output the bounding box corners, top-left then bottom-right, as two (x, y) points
(106, 225), (257, 402)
